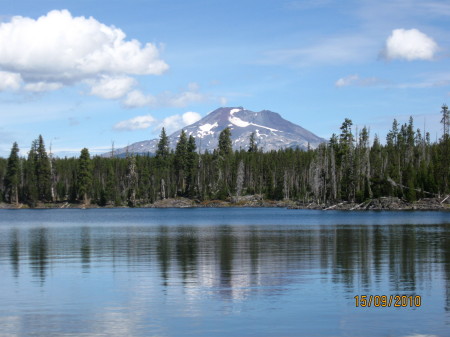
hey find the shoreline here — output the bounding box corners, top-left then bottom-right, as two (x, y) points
(1, 196), (449, 211)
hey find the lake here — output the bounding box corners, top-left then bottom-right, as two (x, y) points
(0, 208), (449, 337)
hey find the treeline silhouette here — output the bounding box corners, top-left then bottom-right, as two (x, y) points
(1, 105), (449, 206)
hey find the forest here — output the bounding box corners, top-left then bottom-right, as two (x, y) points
(1, 105), (449, 207)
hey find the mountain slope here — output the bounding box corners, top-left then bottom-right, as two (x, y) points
(109, 107), (325, 156)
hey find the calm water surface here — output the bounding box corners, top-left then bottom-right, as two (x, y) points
(0, 208), (449, 337)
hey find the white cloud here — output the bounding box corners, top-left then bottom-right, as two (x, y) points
(123, 90), (156, 108)
(0, 9), (168, 94)
(182, 111), (202, 125)
(24, 81), (63, 92)
(162, 90), (206, 107)
(90, 76), (136, 99)
(114, 111), (202, 134)
(156, 111), (202, 134)
(122, 83), (224, 109)
(335, 74), (381, 87)
(157, 82), (210, 108)
(113, 114), (156, 131)
(335, 74), (359, 87)
(0, 71), (22, 90)
(382, 29), (438, 61)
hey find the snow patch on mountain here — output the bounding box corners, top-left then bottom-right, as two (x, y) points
(228, 107), (279, 132)
(197, 122), (218, 138)
(105, 107), (325, 157)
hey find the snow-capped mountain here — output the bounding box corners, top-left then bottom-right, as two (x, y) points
(108, 107), (325, 156)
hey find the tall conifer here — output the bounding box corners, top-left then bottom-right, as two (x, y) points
(77, 148), (92, 204)
(4, 142), (20, 204)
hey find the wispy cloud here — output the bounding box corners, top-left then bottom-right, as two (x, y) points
(122, 82), (226, 109)
(113, 115), (156, 131)
(335, 74), (383, 87)
(261, 35), (375, 67)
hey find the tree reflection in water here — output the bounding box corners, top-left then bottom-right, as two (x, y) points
(2, 222), (449, 311)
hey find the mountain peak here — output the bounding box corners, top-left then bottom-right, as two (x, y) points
(107, 107), (325, 156)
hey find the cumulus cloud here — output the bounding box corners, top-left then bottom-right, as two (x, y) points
(90, 76), (137, 99)
(123, 90), (156, 108)
(24, 81), (63, 92)
(114, 111), (202, 133)
(156, 111), (202, 133)
(382, 28), (438, 61)
(182, 111), (202, 125)
(0, 9), (168, 94)
(113, 115), (157, 131)
(0, 71), (22, 90)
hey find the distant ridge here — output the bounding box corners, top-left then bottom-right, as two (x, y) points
(107, 107), (325, 156)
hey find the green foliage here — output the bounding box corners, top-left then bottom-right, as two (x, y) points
(77, 148), (92, 204)
(248, 132), (258, 153)
(23, 141), (39, 206)
(2, 107), (450, 207)
(156, 127), (170, 159)
(4, 142), (21, 203)
(218, 127), (232, 156)
(35, 135), (52, 202)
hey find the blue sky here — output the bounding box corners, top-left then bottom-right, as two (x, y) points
(0, 0), (449, 157)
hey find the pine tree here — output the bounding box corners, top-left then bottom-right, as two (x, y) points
(338, 119), (355, 200)
(35, 135), (52, 202)
(248, 132), (258, 152)
(441, 104), (450, 141)
(77, 148), (92, 204)
(126, 154), (138, 207)
(105, 161), (119, 205)
(4, 142), (21, 204)
(439, 104), (450, 192)
(156, 127), (170, 159)
(186, 135), (197, 197)
(24, 140), (38, 206)
(235, 160), (244, 199)
(174, 130), (188, 195)
(218, 127), (232, 156)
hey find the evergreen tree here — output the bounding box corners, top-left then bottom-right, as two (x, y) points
(4, 142), (20, 204)
(441, 104), (450, 141)
(105, 161), (119, 205)
(77, 148), (92, 204)
(24, 140), (38, 206)
(218, 127), (232, 156)
(248, 132), (258, 152)
(174, 130), (188, 195)
(126, 154), (138, 207)
(175, 130), (188, 171)
(156, 127), (170, 159)
(1, 109), (450, 207)
(35, 135), (52, 201)
(338, 119), (355, 200)
(186, 135), (197, 196)
(439, 104), (450, 192)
